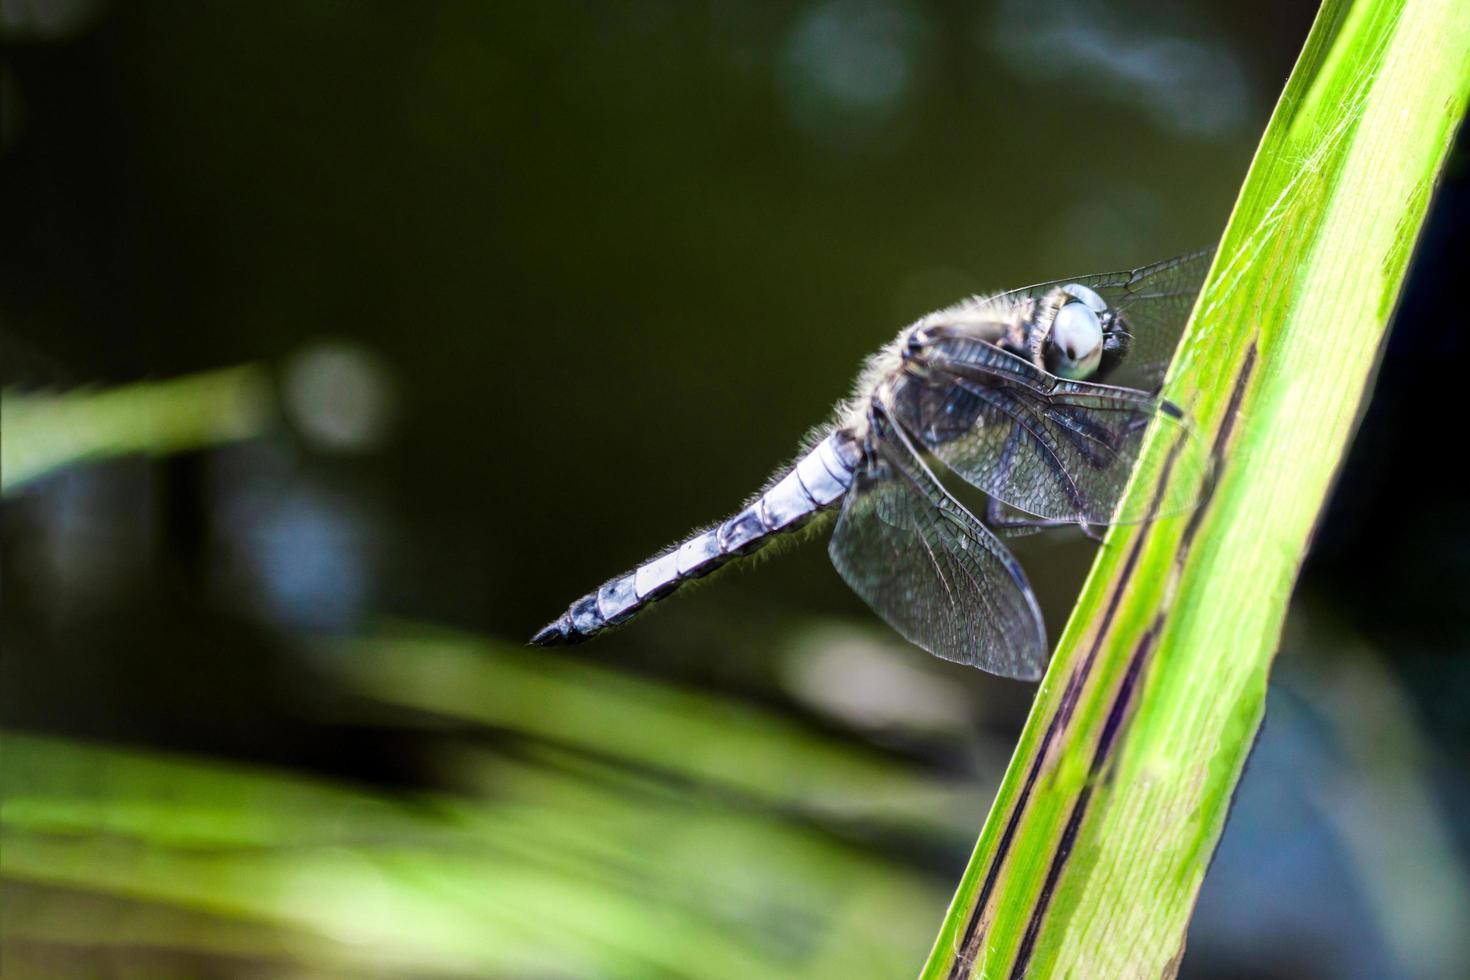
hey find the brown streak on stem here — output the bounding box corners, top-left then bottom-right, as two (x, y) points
(947, 341), (1259, 978)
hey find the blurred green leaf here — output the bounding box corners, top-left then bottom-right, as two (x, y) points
(2, 366), (272, 494)
(1, 642), (953, 979)
(333, 623), (981, 833)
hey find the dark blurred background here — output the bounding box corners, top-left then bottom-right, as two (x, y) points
(1, 1), (1465, 978)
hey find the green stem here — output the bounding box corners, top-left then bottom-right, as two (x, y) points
(922, 1), (1470, 976)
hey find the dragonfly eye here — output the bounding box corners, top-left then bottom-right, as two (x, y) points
(1048, 301), (1104, 379)
(1061, 283), (1108, 313)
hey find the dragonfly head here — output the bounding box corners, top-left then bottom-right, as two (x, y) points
(1043, 283), (1109, 380)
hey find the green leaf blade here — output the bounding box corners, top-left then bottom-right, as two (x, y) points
(923, 0), (1470, 976)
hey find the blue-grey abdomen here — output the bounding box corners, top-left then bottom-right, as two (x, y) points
(530, 430), (860, 645)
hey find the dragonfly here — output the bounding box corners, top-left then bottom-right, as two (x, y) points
(532, 249), (1214, 680)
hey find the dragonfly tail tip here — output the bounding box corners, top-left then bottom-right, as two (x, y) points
(529, 616), (571, 647)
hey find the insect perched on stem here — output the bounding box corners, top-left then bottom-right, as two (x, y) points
(532, 249), (1213, 680)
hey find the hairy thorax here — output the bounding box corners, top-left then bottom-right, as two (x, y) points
(835, 292), (1051, 440)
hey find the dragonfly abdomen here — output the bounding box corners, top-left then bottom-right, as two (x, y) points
(530, 431), (861, 645)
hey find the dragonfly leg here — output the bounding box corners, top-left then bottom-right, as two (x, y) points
(984, 496), (1101, 541)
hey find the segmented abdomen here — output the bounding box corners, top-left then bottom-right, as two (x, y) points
(530, 430), (861, 645)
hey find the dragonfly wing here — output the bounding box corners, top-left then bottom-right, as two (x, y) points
(896, 341), (1207, 526)
(827, 415), (1048, 680)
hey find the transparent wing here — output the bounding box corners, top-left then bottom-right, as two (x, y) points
(996, 248), (1214, 391)
(894, 339), (1207, 525)
(827, 414), (1048, 680)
